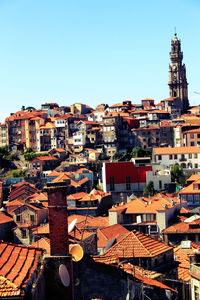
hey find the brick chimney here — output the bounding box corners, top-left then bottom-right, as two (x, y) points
(42, 181), (74, 300)
(45, 181), (69, 256)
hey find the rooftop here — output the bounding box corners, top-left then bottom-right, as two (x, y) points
(0, 241), (43, 297)
(100, 231), (172, 259)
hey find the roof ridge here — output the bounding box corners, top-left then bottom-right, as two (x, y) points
(133, 232), (152, 256)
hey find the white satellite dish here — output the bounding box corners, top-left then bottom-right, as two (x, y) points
(68, 218), (77, 233)
(59, 264), (70, 287)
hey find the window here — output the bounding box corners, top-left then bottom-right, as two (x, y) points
(189, 154), (192, 159)
(159, 180), (162, 189)
(190, 134), (194, 139)
(16, 215), (21, 223)
(158, 155), (162, 160)
(126, 176), (131, 190)
(198, 134), (200, 139)
(191, 142), (194, 146)
(194, 194), (200, 202)
(21, 229), (27, 239)
(154, 259), (158, 267)
(188, 194), (193, 203)
(195, 164), (198, 168)
(30, 215), (35, 223)
(194, 285), (199, 300)
(194, 153), (198, 159)
(110, 177), (115, 191)
(174, 154), (177, 159)
(169, 154), (173, 160)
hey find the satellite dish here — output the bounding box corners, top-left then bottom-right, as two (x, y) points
(59, 264), (70, 287)
(68, 218), (77, 233)
(69, 244), (84, 262)
(104, 237), (116, 252)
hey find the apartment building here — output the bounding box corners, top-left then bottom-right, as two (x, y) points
(153, 146), (200, 171)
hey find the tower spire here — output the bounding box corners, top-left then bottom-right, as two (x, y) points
(168, 33), (189, 112)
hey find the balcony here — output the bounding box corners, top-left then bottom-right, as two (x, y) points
(179, 157), (187, 162)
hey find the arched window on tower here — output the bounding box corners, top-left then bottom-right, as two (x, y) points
(173, 91), (177, 97)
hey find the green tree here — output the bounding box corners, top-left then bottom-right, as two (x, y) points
(24, 152), (47, 161)
(129, 147), (152, 160)
(143, 181), (155, 197)
(0, 146), (11, 168)
(171, 165), (186, 185)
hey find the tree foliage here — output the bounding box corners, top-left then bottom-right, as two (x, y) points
(11, 169), (27, 178)
(171, 165), (186, 185)
(143, 181), (155, 197)
(24, 152), (47, 161)
(0, 146), (11, 168)
(125, 147), (152, 161)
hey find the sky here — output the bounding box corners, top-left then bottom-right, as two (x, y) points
(0, 0), (200, 122)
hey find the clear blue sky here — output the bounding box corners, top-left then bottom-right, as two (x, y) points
(0, 0), (200, 122)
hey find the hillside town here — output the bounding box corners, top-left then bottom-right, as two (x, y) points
(0, 34), (200, 300)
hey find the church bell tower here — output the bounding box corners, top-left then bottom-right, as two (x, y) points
(168, 33), (189, 112)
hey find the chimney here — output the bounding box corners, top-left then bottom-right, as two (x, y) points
(42, 181), (74, 300)
(45, 181), (69, 256)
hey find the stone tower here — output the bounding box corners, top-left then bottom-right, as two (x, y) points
(168, 33), (189, 112)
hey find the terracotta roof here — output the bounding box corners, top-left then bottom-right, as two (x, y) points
(6, 199), (25, 207)
(161, 97), (177, 102)
(162, 217), (200, 234)
(84, 148), (100, 154)
(25, 192), (48, 202)
(40, 122), (55, 129)
(51, 173), (71, 183)
(52, 148), (66, 152)
(160, 120), (172, 127)
(74, 215), (109, 229)
(97, 224), (129, 248)
(186, 174), (200, 183)
(122, 263), (176, 292)
(0, 242), (43, 296)
(179, 207), (190, 214)
(67, 192), (89, 200)
(68, 228), (94, 242)
(148, 110), (169, 114)
(179, 181), (200, 194)
(46, 170), (60, 177)
(75, 168), (93, 174)
(174, 245), (198, 281)
(154, 146), (200, 155)
(92, 256), (176, 292)
(0, 213), (13, 224)
(31, 156), (58, 161)
(31, 237), (50, 254)
(101, 231), (172, 259)
(110, 193), (180, 214)
(78, 177), (90, 185)
(132, 110), (148, 114)
(184, 128), (200, 134)
(32, 223), (49, 235)
(10, 183), (39, 202)
(109, 103), (123, 107)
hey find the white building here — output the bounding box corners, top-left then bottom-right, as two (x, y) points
(152, 146), (200, 171)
